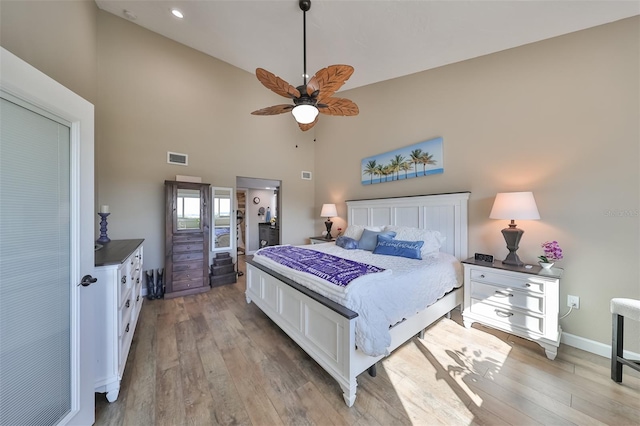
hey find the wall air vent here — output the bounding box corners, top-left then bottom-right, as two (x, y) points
(301, 171), (312, 180)
(167, 151), (188, 166)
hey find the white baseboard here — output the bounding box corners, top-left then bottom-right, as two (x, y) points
(561, 331), (640, 360)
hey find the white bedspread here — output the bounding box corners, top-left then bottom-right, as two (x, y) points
(252, 243), (463, 356)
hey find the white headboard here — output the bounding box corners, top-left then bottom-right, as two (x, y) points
(346, 192), (470, 260)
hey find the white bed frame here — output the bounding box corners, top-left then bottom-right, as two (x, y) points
(245, 192), (470, 406)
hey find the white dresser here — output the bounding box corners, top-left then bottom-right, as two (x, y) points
(92, 239), (144, 402)
(462, 259), (563, 360)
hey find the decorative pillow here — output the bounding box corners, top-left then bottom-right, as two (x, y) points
(357, 229), (396, 251)
(342, 225), (383, 241)
(373, 235), (424, 260)
(383, 226), (445, 258)
(335, 236), (359, 250)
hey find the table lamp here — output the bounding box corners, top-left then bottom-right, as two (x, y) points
(320, 203), (338, 239)
(489, 192), (540, 266)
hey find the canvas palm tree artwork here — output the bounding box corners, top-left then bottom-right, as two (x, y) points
(361, 137), (444, 185)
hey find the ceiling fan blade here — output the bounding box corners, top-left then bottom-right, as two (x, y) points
(306, 75), (319, 97)
(255, 68), (301, 99)
(251, 104), (294, 116)
(317, 98), (359, 116)
(313, 65), (354, 102)
(298, 115), (319, 131)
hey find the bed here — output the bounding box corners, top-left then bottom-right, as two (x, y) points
(245, 192), (470, 406)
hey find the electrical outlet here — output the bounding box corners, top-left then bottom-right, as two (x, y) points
(567, 295), (580, 309)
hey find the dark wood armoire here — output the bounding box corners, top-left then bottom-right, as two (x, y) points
(164, 180), (210, 299)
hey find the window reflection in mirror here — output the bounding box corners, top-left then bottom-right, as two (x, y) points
(177, 188), (201, 230)
(212, 187), (233, 249)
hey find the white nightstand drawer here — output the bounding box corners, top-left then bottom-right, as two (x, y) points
(470, 299), (543, 335)
(470, 269), (545, 294)
(470, 281), (544, 314)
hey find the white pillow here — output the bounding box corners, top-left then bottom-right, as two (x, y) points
(383, 225), (445, 258)
(342, 225), (383, 241)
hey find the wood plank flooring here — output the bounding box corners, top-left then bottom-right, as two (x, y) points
(96, 256), (640, 425)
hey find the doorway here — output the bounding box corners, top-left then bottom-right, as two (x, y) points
(236, 176), (281, 256)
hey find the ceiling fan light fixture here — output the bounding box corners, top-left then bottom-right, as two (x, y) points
(170, 8), (184, 19)
(292, 104), (318, 124)
(251, 0), (358, 131)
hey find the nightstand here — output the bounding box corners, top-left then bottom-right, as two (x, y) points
(461, 258), (563, 360)
(309, 236), (335, 245)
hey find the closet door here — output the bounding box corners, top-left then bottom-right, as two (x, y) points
(0, 49), (95, 426)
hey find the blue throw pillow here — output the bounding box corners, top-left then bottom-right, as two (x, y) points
(358, 229), (396, 251)
(335, 236), (359, 250)
(373, 234), (424, 259)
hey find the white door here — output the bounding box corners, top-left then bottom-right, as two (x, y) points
(0, 48), (95, 425)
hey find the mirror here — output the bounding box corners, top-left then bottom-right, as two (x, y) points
(211, 187), (234, 250)
(176, 188), (201, 230)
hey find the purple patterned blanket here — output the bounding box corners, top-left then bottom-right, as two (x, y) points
(256, 246), (385, 287)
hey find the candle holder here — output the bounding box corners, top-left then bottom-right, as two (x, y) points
(97, 212), (111, 244)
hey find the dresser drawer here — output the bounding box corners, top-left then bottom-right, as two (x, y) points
(118, 265), (131, 307)
(119, 290), (134, 337)
(173, 242), (204, 253)
(173, 252), (204, 262)
(470, 269), (545, 294)
(172, 276), (206, 291)
(173, 268), (203, 282)
(470, 299), (543, 335)
(129, 248), (142, 272)
(470, 281), (544, 314)
(173, 233), (204, 243)
(173, 262), (200, 272)
(118, 312), (135, 369)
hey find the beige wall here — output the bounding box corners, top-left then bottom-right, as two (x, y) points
(314, 17), (640, 351)
(95, 11), (316, 270)
(2, 2), (638, 351)
(0, 0), (97, 103)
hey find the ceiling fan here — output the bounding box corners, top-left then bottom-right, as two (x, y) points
(251, 0), (359, 131)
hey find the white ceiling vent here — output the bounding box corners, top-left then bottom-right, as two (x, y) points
(301, 171), (312, 180)
(167, 151), (188, 166)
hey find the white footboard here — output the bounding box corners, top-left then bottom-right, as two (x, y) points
(246, 261), (360, 406)
(246, 261), (463, 407)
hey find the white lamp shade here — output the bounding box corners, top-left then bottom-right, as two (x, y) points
(489, 192), (540, 220)
(320, 203), (338, 218)
(291, 104), (319, 124)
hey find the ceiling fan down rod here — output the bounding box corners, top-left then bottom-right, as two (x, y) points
(300, 0), (311, 86)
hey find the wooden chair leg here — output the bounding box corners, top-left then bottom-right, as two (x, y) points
(611, 313), (623, 382)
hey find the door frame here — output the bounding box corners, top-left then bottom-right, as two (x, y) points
(1, 47), (95, 425)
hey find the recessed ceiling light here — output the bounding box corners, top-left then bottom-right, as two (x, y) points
(171, 8), (184, 19)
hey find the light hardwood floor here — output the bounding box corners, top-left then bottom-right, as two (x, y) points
(96, 256), (640, 425)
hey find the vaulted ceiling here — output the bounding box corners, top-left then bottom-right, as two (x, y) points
(95, 1), (638, 91)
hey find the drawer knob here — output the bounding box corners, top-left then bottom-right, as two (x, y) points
(125, 299), (130, 308)
(125, 323), (130, 333)
(480, 274), (485, 278)
(525, 283), (531, 287)
(495, 290), (513, 297)
(121, 276), (127, 284)
(136, 295), (140, 302)
(495, 309), (514, 318)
